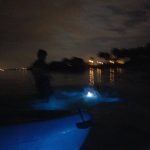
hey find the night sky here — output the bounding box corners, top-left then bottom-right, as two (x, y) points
(0, 0), (150, 67)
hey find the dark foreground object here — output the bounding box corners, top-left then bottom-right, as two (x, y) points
(0, 110), (91, 150)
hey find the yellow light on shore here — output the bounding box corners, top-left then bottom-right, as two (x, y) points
(109, 60), (115, 64)
(21, 67), (27, 70)
(88, 60), (94, 63)
(97, 61), (103, 65)
(116, 60), (125, 64)
(0, 68), (4, 71)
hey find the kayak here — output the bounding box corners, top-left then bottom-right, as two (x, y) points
(0, 112), (91, 150)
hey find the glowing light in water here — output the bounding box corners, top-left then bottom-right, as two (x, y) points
(83, 88), (99, 101)
(33, 96), (69, 110)
(33, 87), (120, 110)
(82, 87), (120, 104)
(86, 91), (94, 98)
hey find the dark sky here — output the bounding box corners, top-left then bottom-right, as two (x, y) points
(0, 0), (150, 67)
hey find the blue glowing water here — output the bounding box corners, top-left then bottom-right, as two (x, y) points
(0, 113), (91, 150)
(33, 87), (120, 110)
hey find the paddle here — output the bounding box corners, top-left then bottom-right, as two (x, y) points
(76, 109), (92, 129)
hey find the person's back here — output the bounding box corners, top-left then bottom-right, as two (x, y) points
(31, 49), (52, 99)
(32, 58), (49, 80)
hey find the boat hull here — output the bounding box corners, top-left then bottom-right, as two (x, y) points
(0, 113), (91, 150)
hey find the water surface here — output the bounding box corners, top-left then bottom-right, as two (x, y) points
(1, 68), (150, 149)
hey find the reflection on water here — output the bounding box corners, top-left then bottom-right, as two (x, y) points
(89, 68), (94, 86)
(88, 67), (123, 86)
(1, 68), (149, 111)
(96, 68), (102, 84)
(0, 68), (125, 93)
(109, 68), (115, 84)
(33, 88), (120, 110)
(116, 67), (123, 74)
(0, 68), (124, 98)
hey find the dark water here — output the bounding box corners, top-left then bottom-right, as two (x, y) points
(0, 68), (150, 149)
(0, 68), (149, 107)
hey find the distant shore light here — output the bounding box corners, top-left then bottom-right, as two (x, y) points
(97, 61), (103, 65)
(116, 60), (125, 64)
(21, 67), (27, 70)
(88, 60), (94, 63)
(109, 60), (115, 64)
(0, 68), (4, 71)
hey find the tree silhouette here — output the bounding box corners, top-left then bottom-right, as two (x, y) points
(97, 52), (110, 60)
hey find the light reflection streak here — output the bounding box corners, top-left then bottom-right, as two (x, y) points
(89, 68), (94, 86)
(116, 67), (123, 74)
(96, 68), (102, 84)
(109, 68), (115, 83)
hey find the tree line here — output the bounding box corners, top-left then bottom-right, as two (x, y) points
(97, 43), (150, 69)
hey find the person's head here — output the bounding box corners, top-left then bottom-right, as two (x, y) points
(37, 49), (47, 61)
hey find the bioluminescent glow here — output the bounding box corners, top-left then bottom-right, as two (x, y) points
(33, 87), (120, 110)
(86, 91), (94, 97)
(33, 96), (69, 110)
(83, 87), (99, 100)
(0, 113), (91, 150)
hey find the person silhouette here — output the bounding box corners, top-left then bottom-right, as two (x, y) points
(31, 49), (52, 99)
